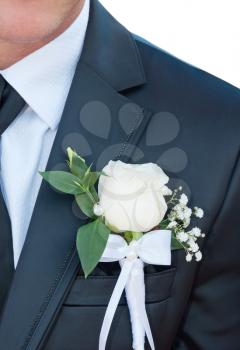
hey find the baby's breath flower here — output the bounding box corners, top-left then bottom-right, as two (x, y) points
(190, 235), (197, 242)
(168, 211), (177, 222)
(179, 193), (188, 206)
(167, 221), (177, 229)
(176, 231), (189, 243)
(166, 187), (204, 264)
(174, 204), (185, 221)
(161, 185), (173, 196)
(188, 239), (199, 253)
(191, 227), (201, 237)
(194, 207), (204, 218)
(173, 204), (180, 212)
(183, 217), (190, 228)
(186, 253), (193, 262)
(177, 212), (185, 221)
(195, 251), (202, 262)
(183, 207), (192, 219)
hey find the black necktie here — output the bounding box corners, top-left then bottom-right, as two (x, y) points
(0, 75), (26, 312)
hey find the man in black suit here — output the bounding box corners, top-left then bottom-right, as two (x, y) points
(0, 0), (239, 349)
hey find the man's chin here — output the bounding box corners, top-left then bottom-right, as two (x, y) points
(0, 28), (60, 45)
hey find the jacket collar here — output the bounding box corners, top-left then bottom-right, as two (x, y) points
(82, 0), (146, 91)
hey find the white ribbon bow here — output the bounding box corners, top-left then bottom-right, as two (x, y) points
(99, 229), (172, 350)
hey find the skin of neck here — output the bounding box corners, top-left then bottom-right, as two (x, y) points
(0, 0), (85, 70)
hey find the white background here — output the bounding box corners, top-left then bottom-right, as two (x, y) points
(100, 0), (240, 89)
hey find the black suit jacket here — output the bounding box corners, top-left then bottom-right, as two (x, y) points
(0, 1), (239, 349)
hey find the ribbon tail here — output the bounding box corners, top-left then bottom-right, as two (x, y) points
(99, 259), (134, 350)
(123, 259), (145, 350)
(139, 297), (155, 350)
(124, 259), (155, 350)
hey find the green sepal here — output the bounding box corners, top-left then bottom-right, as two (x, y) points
(124, 231), (143, 244)
(40, 171), (84, 195)
(76, 218), (111, 278)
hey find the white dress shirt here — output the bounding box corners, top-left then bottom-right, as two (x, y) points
(0, 0), (90, 267)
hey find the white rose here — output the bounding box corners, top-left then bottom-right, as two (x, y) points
(98, 160), (169, 233)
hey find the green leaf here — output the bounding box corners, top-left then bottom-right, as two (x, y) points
(66, 148), (100, 202)
(76, 219), (110, 277)
(83, 171), (101, 189)
(159, 220), (170, 230)
(40, 171), (84, 195)
(75, 193), (95, 218)
(171, 236), (184, 250)
(67, 147), (88, 179)
(90, 185), (99, 202)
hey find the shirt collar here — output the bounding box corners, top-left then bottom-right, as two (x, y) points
(0, 0), (90, 130)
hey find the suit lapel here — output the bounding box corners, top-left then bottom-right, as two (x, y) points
(0, 1), (152, 348)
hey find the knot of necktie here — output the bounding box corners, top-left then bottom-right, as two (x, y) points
(0, 74), (26, 135)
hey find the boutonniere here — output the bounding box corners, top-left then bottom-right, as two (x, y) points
(41, 148), (205, 350)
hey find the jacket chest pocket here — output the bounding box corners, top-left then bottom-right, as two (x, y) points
(43, 267), (176, 350)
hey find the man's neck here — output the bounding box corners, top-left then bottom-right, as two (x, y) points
(0, 40), (48, 70)
(0, 2), (84, 70)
